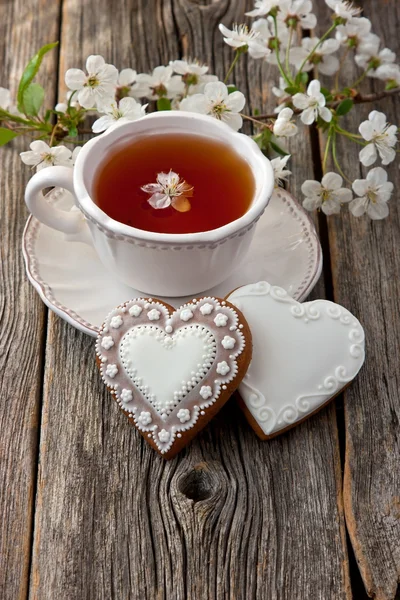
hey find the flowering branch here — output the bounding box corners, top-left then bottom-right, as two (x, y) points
(0, 0), (398, 221)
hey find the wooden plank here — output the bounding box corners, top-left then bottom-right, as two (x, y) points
(0, 2), (61, 599)
(29, 1), (349, 598)
(313, 1), (400, 597)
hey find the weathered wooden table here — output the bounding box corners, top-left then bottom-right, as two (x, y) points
(1, 1), (399, 598)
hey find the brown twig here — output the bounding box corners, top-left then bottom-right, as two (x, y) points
(254, 87), (400, 120)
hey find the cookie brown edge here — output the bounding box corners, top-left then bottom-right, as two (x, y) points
(234, 383), (351, 440)
(96, 296), (253, 459)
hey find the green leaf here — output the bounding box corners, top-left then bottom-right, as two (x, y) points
(157, 97), (171, 111)
(17, 41), (58, 113)
(68, 125), (78, 137)
(22, 83), (45, 116)
(0, 127), (19, 146)
(262, 128), (272, 143)
(336, 98), (354, 116)
(320, 87), (333, 101)
(295, 72), (309, 86)
(284, 86), (299, 95)
(270, 141), (289, 156)
(253, 108), (260, 116)
(227, 85), (238, 94)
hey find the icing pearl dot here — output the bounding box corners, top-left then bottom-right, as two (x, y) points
(222, 385), (227, 390)
(148, 433), (152, 438)
(101, 336), (114, 350)
(180, 308), (194, 322)
(148, 309), (161, 321)
(229, 326), (237, 331)
(216, 361), (230, 376)
(158, 429), (170, 443)
(221, 336), (236, 350)
(200, 410), (205, 415)
(144, 303), (150, 309)
(200, 303), (213, 315)
(101, 357), (107, 363)
(138, 411), (152, 426)
(177, 433), (182, 438)
(105, 363), (118, 378)
(214, 313), (228, 327)
(110, 315), (123, 329)
(129, 304), (143, 317)
(165, 325), (173, 334)
(239, 324), (244, 329)
(221, 301), (226, 305)
(200, 385), (212, 399)
(120, 389), (133, 403)
(177, 408), (191, 423)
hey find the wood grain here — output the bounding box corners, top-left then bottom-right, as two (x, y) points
(27, 1), (350, 599)
(313, 1), (400, 598)
(0, 2), (61, 599)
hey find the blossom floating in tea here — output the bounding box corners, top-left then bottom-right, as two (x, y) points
(141, 170), (194, 212)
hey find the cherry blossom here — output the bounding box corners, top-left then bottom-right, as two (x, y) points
(219, 23), (271, 59)
(251, 18), (290, 65)
(116, 68), (137, 97)
(374, 63), (400, 85)
(271, 155), (291, 186)
(92, 97), (146, 132)
(65, 55), (118, 109)
(302, 173), (352, 215)
(169, 60), (218, 94)
(179, 81), (246, 131)
(350, 167), (393, 219)
(324, 0), (362, 21)
(246, 0), (281, 18)
(20, 141), (72, 171)
(141, 170), (194, 212)
(358, 111), (397, 166)
(355, 35), (396, 77)
(335, 17), (372, 47)
(290, 37), (340, 75)
(277, 0), (317, 30)
(273, 107), (298, 137)
(292, 80), (332, 125)
(132, 66), (184, 100)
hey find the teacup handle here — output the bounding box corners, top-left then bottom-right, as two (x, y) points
(25, 166), (87, 234)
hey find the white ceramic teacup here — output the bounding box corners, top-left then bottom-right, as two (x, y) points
(25, 111), (274, 296)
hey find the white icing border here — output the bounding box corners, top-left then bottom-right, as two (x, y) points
(96, 296), (246, 454)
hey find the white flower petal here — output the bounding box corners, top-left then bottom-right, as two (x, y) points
(0, 87), (11, 109)
(319, 106), (332, 122)
(204, 81), (229, 102)
(378, 145), (396, 166)
(349, 197), (368, 217)
(366, 166), (388, 185)
(352, 179), (369, 196)
(307, 79), (321, 97)
(321, 199), (341, 215)
(20, 150), (41, 166)
(301, 107), (316, 125)
(334, 188), (353, 203)
(148, 192), (171, 209)
(30, 140), (51, 154)
(221, 111), (243, 131)
(368, 202), (389, 220)
(118, 68), (137, 86)
(321, 172), (343, 190)
(65, 68), (86, 90)
(318, 55), (340, 76)
(358, 120), (375, 141)
(301, 180), (322, 196)
(86, 55), (106, 73)
(226, 90), (246, 112)
(292, 93), (309, 110)
(303, 196), (322, 211)
(359, 143), (377, 166)
(92, 115), (115, 133)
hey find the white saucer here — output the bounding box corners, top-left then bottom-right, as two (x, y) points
(23, 187), (322, 337)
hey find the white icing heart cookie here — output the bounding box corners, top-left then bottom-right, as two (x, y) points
(228, 281), (365, 439)
(96, 297), (252, 458)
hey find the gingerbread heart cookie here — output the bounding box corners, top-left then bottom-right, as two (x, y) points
(96, 297), (252, 458)
(228, 281), (365, 439)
